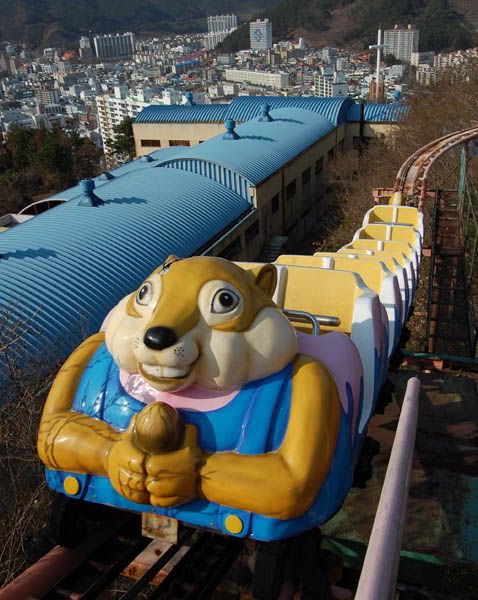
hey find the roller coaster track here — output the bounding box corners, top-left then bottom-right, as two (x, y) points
(0, 514), (242, 600)
(391, 126), (478, 364)
(393, 126), (478, 210)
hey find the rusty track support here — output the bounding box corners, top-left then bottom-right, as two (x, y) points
(0, 512), (131, 600)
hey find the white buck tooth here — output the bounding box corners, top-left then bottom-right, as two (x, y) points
(143, 364), (163, 377)
(162, 366), (187, 378)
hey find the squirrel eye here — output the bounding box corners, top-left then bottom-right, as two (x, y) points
(136, 281), (153, 306)
(211, 289), (240, 314)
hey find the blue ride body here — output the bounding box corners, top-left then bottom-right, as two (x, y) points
(46, 343), (356, 541)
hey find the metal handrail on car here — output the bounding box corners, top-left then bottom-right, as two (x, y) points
(282, 309), (340, 336)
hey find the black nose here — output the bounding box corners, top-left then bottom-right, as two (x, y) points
(144, 327), (178, 350)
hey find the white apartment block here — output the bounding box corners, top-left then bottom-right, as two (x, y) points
(96, 87), (159, 166)
(208, 15), (237, 33)
(225, 69), (289, 89)
(93, 32), (135, 60)
(249, 19), (273, 50)
(204, 31), (232, 50)
(314, 70), (348, 97)
(384, 25), (419, 63)
(416, 64), (435, 86)
(410, 51), (435, 67)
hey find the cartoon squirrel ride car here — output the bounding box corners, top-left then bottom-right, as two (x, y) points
(38, 256), (362, 540)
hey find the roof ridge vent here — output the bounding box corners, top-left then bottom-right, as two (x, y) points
(78, 179), (104, 207)
(140, 155), (155, 162)
(184, 91), (195, 106)
(99, 171), (114, 180)
(258, 102), (273, 122)
(223, 118), (240, 140)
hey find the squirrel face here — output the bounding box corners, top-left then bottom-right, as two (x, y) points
(105, 256), (298, 392)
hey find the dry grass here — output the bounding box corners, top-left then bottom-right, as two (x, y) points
(0, 306), (86, 587)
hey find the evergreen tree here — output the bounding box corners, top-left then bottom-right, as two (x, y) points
(111, 117), (135, 164)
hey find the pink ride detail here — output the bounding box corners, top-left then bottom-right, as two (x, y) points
(118, 331), (363, 445)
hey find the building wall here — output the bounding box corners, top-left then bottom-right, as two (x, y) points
(208, 15), (237, 33)
(249, 20), (273, 50)
(203, 129), (340, 261)
(225, 69), (289, 89)
(383, 27), (419, 63)
(133, 122), (226, 155)
(93, 33), (135, 60)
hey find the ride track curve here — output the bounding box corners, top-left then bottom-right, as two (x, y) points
(392, 126), (478, 209)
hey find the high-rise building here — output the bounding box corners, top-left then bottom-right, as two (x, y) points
(204, 14), (237, 50)
(96, 87), (158, 167)
(383, 25), (419, 63)
(93, 32), (135, 61)
(203, 31), (231, 50)
(207, 15), (237, 33)
(249, 19), (272, 51)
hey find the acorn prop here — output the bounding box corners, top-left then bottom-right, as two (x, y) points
(132, 402), (185, 454)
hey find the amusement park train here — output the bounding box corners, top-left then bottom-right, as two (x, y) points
(37, 193), (423, 542)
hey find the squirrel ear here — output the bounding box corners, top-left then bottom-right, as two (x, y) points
(254, 264), (277, 298)
(164, 254), (180, 265)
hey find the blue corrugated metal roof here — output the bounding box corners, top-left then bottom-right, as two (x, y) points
(225, 96), (354, 126)
(135, 96), (355, 126)
(346, 102), (409, 123)
(135, 104), (229, 123)
(0, 169), (251, 368)
(155, 107), (335, 185)
(49, 147), (189, 201)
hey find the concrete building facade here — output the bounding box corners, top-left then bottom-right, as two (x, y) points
(314, 69), (348, 97)
(249, 19), (273, 50)
(383, 25), (419, 63)
(224, 69), (288, 89)
(93, 32), (136, 60)
(97, 86), (159, 166)
(208, 15), (238, 32)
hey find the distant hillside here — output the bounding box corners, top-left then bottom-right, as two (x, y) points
(219, 0), (475, 53)
(0, 0), (281, 48)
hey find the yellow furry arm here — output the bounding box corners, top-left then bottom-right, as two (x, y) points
(198, 355), (341, 519)
(38, 332), (121, 475)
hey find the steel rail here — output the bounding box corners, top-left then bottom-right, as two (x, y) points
(0, 513), (131, 600)
(393, 127), (478, 195)
(393, 127), (478, 210)
(393, 128), (471, 192)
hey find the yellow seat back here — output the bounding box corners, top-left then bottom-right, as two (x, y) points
(356, 223), (420, 248)
(279, 264), (368, 335)
(342, 239), (415, 265)
(364, 205), (423, 234)
(277, 253), (387, 297)
(337, 248), (400, 272)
